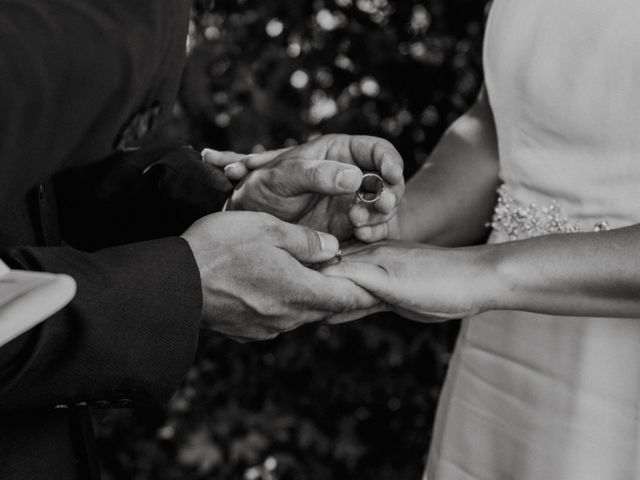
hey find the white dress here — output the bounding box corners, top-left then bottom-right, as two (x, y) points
(426, 1), (640, 479)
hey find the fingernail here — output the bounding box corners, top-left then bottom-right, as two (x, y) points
(337, 168), (362, 191)
(201, 148), (218, 157)
(318, 232), (338, 253)
(224, 163), (239, 175)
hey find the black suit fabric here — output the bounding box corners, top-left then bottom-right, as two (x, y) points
(0, 0), (231, 478)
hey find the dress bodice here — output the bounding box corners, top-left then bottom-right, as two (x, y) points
(485, 0), (640, 230)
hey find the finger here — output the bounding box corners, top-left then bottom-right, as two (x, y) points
(349, 203), (395, 228)
(271, 221), (339, 263)
(373, 189), (397, 214)
(203, 147), (291, 170)
(321, 260), (389, 294)
(343, 136), (404, 186)
(305, 271), (380, 312)
(340, 240), (404, 256)
(244, 148), (292, 169)
(354, 223), (389, 243)
(202, 148), (248, 167)
(324, 304), (388, 324)
(224, 162), (249, 181)
(275, 158), (364, 196)
(339, 241), (370, 255)
(340, 240), (394, 256)
(393, 306), (448, 323)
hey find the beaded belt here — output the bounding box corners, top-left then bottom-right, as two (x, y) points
(488, 185), (609, 241)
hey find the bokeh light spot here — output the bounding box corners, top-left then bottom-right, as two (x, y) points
(360, 77), (380, 97)
(290, 70), (310, 89)
(265, 18), (284, 37)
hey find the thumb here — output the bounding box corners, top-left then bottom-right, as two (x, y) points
(272, 222), (340, 263)
(282, 159), (364, 196)
(321, 260), (389, 296)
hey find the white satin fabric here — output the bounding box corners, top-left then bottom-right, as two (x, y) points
(425, 1), (640, 478)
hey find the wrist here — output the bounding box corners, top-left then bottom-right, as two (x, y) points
(179, 232), (205, 283)
(469, 244), (513, 313)
(476, 242), (525, 312)
(392, 198), (450, 245)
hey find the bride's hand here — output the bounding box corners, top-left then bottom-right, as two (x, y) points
(321, 241), (501, 323)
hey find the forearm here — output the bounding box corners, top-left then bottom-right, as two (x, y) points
(395, 88), (501, 246)
(484, 225), (640, 318)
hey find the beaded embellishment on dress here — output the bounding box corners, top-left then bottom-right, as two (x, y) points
(489, 185), (609, 240)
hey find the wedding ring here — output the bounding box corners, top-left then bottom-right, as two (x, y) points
(335, 249), (343, 263)
(357, 173), (384, 203)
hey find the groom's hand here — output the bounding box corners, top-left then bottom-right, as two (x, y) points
(202, 135), (404, 242)
(181, 211), (379, 342)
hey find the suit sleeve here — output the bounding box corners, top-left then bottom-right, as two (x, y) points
(0, 238), (203, 412)
(54, 142), (233, 251)
(0, 2), (209, 411)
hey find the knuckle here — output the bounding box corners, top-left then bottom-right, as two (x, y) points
(264, 167), (279, 183)
(374, 137), (394, 150)
(256, 297), (284, 319)
(303, 228), (321, 252)
(375, 141), (403, 172)
(374, 143), (392, 163)
(260, 214), (282, 235)
(323, 133), (340, 143)
(305, 163), (322, 187)
(263, 222), (280, 239)
(324, 134), (344, 154)
(264, 224), (284, 244)
(255, 210), (275, 223)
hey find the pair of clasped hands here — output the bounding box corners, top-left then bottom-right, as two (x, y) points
(182, 135), (432, 342)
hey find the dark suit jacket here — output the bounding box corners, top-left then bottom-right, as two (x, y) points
(0, 1), (232, 478)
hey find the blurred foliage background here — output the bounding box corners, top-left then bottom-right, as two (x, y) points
(98, 0), (489, 478)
